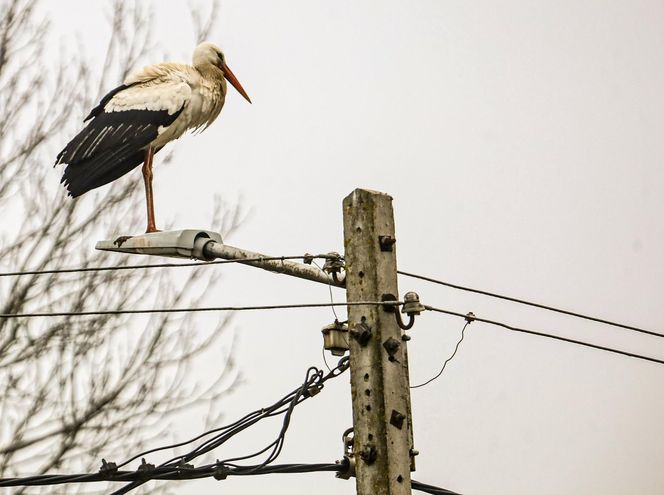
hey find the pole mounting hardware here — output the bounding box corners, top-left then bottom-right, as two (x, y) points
(96, 229), (222, 260)
(394, 291), (425, 330)
(378, 235), (396, 252)
(350, 321), (372, 346)
(402, 292), (425, 316)
(322, 251), (346, 285)
(336, 427), (356, 480)
(383, 337), (401, 362)
(322, 320), (350, 356)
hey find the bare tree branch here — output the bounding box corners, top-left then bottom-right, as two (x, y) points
(0, 0), (240, 490)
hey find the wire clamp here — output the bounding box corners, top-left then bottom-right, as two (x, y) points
(136, 458), (155, 479)
(213, 461), (230, 480)
(465, 312), (476, 324)
(304, 383), (323, 397)
(336, 428), (356, 480)
(137, 458), (155, 471)
(322, 252), (345, 285)
(99, 459), (118, 477)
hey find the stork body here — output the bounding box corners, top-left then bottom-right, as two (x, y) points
(55, 42), (251, 232)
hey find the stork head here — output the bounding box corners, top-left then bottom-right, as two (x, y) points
(193, 42), (251, 104)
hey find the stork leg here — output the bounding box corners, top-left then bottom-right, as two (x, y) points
(142, 146), (159, 233)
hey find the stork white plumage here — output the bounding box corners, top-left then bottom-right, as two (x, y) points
(55, 41), (251, 233)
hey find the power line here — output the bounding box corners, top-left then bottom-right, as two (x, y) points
(0, 300), (401, 319)
(0, 463), (341, 486)
(0, 254), (338, 278)
(0, 461), (460, 495)
(109, 357), (351, 495)
(411, 320), (471, 389)
(412, 480), (462, 495)
(424, 305), (664, 366)
(398, 270), (663, 339)
(0, 351), (461, 495)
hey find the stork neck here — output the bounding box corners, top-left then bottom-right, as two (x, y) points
(196, 63), (223, 79)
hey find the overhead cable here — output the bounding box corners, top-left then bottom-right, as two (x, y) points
(411, 479), (462, 495)
(411, 320), (471, 389)
(0, 301), (401, 319)
(398, 270), (662, 338)
(108, 357), (350, 495)
(0, 254), (338, 278)
(0, 461), (460, 495)
(424, 305), (664, 366)
(0, 463), (340, 486)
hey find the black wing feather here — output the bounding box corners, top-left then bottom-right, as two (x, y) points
(83, 83), (134, 122)
(56, 87), (184, 198)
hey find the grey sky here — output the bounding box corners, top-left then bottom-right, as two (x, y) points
(43, 1), (664, 494)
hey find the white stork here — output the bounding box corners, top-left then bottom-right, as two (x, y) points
(55, 41), (251, 233)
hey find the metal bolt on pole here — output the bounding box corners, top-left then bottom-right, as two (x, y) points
(342, 188), (414, 495)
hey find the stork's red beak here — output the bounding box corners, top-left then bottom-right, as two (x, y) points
(222, 64), (251, 104)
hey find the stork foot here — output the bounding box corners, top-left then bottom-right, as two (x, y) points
(113, 235), (133, 247)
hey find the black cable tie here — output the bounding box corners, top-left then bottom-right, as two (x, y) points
(304, 384), (323, 397)
(99, 459), (118, 476)
(137, 458), (155, 472)
(213, 461), (230, 480)
(135, 458), (155, 480)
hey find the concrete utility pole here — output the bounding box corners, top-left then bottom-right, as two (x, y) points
(343, 188), (414, 495)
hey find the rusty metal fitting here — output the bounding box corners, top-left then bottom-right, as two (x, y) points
(322, 252), (344, 274)
(336, 428), (356, 480)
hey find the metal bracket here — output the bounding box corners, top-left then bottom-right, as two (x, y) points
(378, 235), (396, 252)
(383, 337), (401, 362)
(336, 428), (356, 480)
(381, 293), (398, 313)
(95, 229), (223, 260)
(390, 409), (406, 430)
(350, 321), (372, 346)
